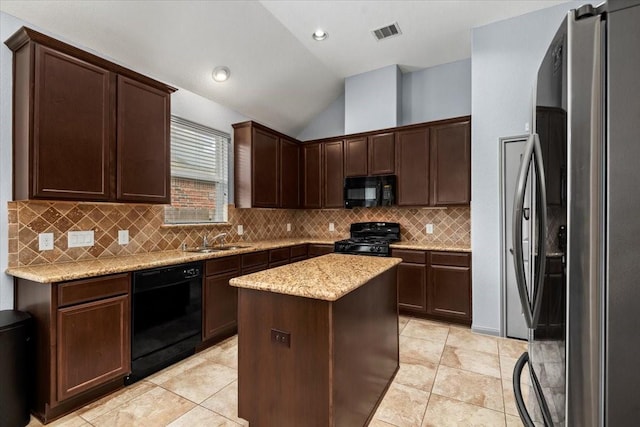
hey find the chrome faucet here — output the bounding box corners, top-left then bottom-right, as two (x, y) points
(212, 233), (227, 247)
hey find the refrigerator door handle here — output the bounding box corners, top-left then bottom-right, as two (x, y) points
(513, 352), (536, 427)
(512, 133), (537, 328)
(531, 133), (548, 327)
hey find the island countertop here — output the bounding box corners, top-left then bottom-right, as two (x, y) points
(229, 253), (401, 301)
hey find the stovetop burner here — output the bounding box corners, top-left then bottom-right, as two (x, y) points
(334, 222), (400, 257)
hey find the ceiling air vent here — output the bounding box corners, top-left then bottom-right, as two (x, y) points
(372, 22), (402, 41)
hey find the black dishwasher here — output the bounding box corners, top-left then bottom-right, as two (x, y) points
(126, 262), (203, 385)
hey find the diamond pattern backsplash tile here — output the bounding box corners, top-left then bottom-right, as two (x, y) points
(7, 201), (470, 267)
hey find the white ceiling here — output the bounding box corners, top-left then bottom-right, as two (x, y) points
(1, 0), (567, 136)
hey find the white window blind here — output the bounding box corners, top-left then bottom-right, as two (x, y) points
(164, 116), (229, 224)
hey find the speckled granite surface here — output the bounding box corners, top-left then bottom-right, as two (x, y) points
(5, 238), (469, 284)
(230, 253), (401, 301)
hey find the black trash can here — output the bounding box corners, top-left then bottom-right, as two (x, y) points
(0, 310), (32, 427)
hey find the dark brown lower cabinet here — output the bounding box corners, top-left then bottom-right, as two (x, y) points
(392, 249), (428, 314)
(308, 244), (334, 257)
(427, 252), (472, 324)
(15, 273), (131, 424)
(394, 249), (472, 325)
(204, 256), (241, 343)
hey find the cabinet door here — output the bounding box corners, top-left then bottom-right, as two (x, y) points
(430, 119), (471, 206)
(428, 264), (471, 322)
(204, 271), (239, 341)
(368, 132), (395, 175)
(57, 294), (130, 400)
(344, 137), (368, 177)
(252, 128), (280, 207)
(32, 45), (113, 201)
(308, 244), (334, 257)
(303, 143), (323, 208)
(397, 263), (428, 313)
(323, 140), (344, 208)
(280, 137), (300, 208)
(117, 76), (171, 203)
(396, 127), (430, 206)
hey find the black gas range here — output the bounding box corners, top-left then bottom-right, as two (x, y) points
(334, 222), (400, 257)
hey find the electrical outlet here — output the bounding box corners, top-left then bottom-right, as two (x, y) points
(68, 230), (94, 248)
(270, 329), (291, 348)
(118, 230), (129, 245)
(237, 225), (244, 235)
(426, 224), (434, 234)
(38, 233), (54, 251)
(286, 223), (291, 232)
(329, 222), (335, 232)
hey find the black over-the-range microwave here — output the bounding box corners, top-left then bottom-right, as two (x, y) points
(344, 175), (396, 208)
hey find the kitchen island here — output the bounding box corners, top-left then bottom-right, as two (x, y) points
(230, 253), (402, 427)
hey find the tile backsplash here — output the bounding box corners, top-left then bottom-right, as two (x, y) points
(7, 201), (470, 267)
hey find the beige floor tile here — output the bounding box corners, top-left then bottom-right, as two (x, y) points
(27, 413), (88, 427)
(166, 406), (240, 427)
(201, 381), (248, 426)
(400, 336), (445, 365)
(440, 345), (501, 378)
(446, 328), (499, 355)
(500, 356), (530, 384)
(401, 319), (450, 343)
(506, 414), (525, 426)
(77, 380), (156, 421)
(374, 383), (430, 427)
(422, 394), (506, 427)
(369, 419), (398, 427)
(90, 386), (195, 427)
(399, 315), (410, 334)
(432, 365), (504, 412)
(159, 361), (237, 404)
(147, 354), (209, 385)
(201, 340), (238, 369)
(394, 359), (438, 392)
(498, 338), (528, 359)
(502, 378), (531, 417)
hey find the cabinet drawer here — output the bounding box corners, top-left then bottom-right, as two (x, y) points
(391, 249), (426, 264)
(290, 244), (308, 260)
(206, 255), (241, 276)
(242, 251), (269, 269)
(269, 247), (290, 264)
(429, 251), (470, 267)
(58, 274), (129, 307)
(308, 244), (333, 257)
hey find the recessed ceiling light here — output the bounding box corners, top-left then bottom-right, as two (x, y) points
(312, 29), (328, 41)
(212, 66), (230, 82)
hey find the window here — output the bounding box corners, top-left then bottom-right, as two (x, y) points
(164, 116), (229, 224)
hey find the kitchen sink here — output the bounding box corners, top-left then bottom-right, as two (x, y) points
(183, 247), (221, 253)
(183, 245), (251, 253)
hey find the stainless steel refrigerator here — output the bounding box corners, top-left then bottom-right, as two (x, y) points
(511, 1), (640, 425)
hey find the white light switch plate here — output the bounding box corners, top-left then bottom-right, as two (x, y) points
(68, 230), (94, 248)
(38, 233), (54, 251)
(426, 224), (434, 234)
(118, 230), (129, 245)
(237, 225), (244, 235)
(286, 223), (291, 232)
(329, 222), (335, 232)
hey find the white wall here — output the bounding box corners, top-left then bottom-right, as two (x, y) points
(345, 64), (400, 134)
(0, 11), (249, 309)
(296, 94), (345, 141)
(470, 1), (586, 335)
(402, 58), (471, 125)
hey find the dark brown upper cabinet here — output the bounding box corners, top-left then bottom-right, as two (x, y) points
(323, 140), (344, 208)
(6, 27), (175, 204)
(429, 118), (471, 206)
(396, 126), (430, 206)
(234, 121), (301, 209)
(344, 132), (394, 177)
(279, 137), (301, 209)
(302, 143), (323, 209)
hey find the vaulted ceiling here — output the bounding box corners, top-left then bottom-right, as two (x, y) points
(1, 1), (568, 136)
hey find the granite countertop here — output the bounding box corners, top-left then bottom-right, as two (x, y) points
(229, 253), (402, 301)
(6, 238), (470, 284)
